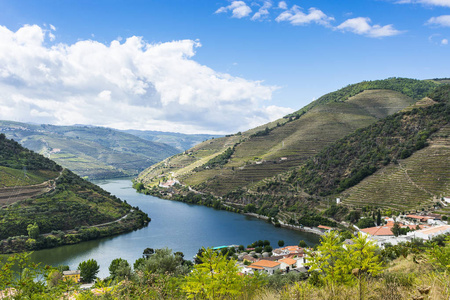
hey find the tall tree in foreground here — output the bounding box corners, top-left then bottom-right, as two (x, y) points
(306, 231), (383, 299)
(348, 233), (384, 300)
(182, 247), (265, 299)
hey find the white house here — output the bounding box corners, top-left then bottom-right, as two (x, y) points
(407, 225), (450, 240)
(278, 258), (297, 272)
(248, 260), (281, 275)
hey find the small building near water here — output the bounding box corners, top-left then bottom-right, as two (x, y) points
(63, 270), (81, 283)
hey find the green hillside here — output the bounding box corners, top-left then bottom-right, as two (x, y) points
(0, 134), (150, 253)
(137, 78), (438, 197)
(237, 84), (450, 217)
(293, 99), (449, 197)
(0, 122), (179, 179)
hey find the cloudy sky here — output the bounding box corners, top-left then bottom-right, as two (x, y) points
(0, 0), (449, 134)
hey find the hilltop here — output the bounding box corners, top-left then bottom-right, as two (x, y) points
(0, 134), (150, 253)
(0, 122), (179, 179)
(136, 78), (450, 222)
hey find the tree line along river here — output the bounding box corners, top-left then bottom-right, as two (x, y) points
(29, 178), (320, 278)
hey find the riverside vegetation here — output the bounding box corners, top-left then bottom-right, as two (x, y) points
(1, 232), (449, 299)
(0, 134), (150, 253)
(135, 80), (450, 231)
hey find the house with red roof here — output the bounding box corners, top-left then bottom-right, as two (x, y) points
(248, 260), (281, 275)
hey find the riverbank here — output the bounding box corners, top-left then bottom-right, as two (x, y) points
(135, 183), (327, 238)
(0, 209), (150, 254)
(243, 212), (325, 236)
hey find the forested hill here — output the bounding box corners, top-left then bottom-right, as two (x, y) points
(137, 77), (439, 198)
(293, 84), (450, 196)
(237, 84), (450, 218)
(0, 122), (180, 179)
(0, 134), (150, 253)
(0, 133), (61, 172)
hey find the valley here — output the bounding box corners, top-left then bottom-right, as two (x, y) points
(136, 78), (450, 224)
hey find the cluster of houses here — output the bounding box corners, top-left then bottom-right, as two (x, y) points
(236, 245), (309, 275)
(358, 213), (450, 248)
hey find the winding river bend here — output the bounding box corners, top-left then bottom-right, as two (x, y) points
(30, 178), (320, 278)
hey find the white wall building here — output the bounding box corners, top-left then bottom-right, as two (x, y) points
(407, 225), (450, 240)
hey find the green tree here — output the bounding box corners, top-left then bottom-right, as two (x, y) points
(306, 231), (350, 290)
(307, 231), (384, 298)
(78, 259), (100, 283)
(134, 247), (190, 276)
(299, 240), (307, 248)
(348, 233), (384, 300)
(264, 245), (273, 253)
(109, 258), (131, 281)
(427, 235), (450, 272)
(356, 218), (375, 229)
(376, 210), (382, 226)
(278, 240), (285, 247)
(391, 222), (401, 237)
(182, 247), (265, 299)
(27, 222), (40, 239)
(143, 247), (155, 258)
(0, 252), (65, 299)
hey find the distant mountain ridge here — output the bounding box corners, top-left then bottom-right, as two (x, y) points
(121, 129), (220, 151)
(0, 122), (180, 179)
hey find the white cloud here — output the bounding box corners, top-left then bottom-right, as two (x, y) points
(215, 1), (252, 19)
(396, 0), (450, 7)
(0, 24), (287, 134)
(50, 24), (56, 31)
(337, 17), (402, 37)
(278, 1), (287, 10)
(442, 38), (448, 44)
(426, 15), (450, 27)
(251, 1), (272, 21)
(275, 5), (334, 26)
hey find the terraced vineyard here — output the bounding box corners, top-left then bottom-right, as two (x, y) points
(138, 85), (426, 197)
(342, 124), (450, 215)
(168, 89), (418, 195)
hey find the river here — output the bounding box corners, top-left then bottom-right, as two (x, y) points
(30, 178), (320, 278)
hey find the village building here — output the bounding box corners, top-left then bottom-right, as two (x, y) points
(159, 179), (180, 188)
(248, 260), (281, 275)
(317, 225), (333, 232)
(405, 215), (434, 223)
(278, 257), (297, 272)
(63, 270), (81, 282)
(407, 225), (450, 240)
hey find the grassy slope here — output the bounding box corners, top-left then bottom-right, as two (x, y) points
(0, 122), (179, 179)
(139, 88), (420, 196)
(0, 134), (148, 240)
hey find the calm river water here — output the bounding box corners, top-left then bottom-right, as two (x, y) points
(30, 178), (320, 278)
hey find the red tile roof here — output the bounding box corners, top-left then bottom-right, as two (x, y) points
(279, 258), (296, 265)
(250, 260), (281, 268)
(318, 225), (333, 230)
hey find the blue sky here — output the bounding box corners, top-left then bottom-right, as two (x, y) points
(0, 0), (449, 134)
